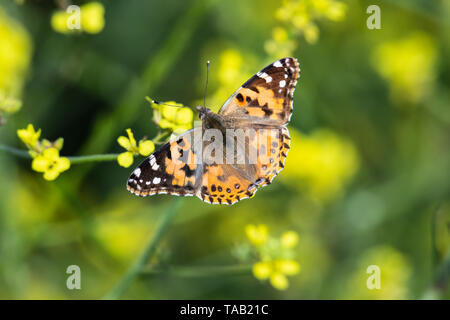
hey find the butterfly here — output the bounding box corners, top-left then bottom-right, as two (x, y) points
(127, 57), (300, 205)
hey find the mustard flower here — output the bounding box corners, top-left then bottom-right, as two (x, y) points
(245, 224), (268, 246)
(80, 2), (105, 34)
(273, 0), (347, 44)
(243, 224), (301, 290)
(253, 259), (301, 290)
(17, 124), (70, 180)
(51, 2), (105, 34)
(117, 128), (155, 168)
(148, 98), (193, 133)
(31, 147), (70, 181)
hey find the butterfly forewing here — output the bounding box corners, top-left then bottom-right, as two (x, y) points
(219, 57), (300, 126)
(127, 128), (203, 197)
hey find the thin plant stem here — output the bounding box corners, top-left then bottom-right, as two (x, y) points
(141, 264), (253, 278)
(0, 144), (119, 163)
(0, 144), (30, 159)
(103, 198), (183, 300)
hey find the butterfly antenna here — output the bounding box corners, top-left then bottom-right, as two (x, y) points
(203, 60), (210, 108)
(145, 96), (194, 111)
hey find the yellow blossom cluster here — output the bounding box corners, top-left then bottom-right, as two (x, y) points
(245, 224), (301, 290)
(51, 2), (105, 34)
(17, 124), (70, 181)
(148, 98), (194, 135)
(117, 128), (155, 168)
(265, 0), (347, 58)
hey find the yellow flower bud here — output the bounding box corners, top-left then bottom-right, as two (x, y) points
(17, 124), (41, 149)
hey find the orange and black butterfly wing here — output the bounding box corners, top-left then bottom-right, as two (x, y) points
(219, 57), (300, 126)
(127, 128), (203, 197)
(196, 126), (291, 205)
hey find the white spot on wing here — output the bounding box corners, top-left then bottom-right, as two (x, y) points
(273, 61), (282, 67)
(279, 80), (286, 87)
(133, 168), (141, 177)
(153, 177), (161, 184)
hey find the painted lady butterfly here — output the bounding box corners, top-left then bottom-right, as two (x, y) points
(127, 57), (300, 205)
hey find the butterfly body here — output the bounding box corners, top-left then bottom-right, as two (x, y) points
(127, 57), (300, 205)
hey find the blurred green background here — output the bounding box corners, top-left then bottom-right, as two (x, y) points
(0, 0), (449, 299)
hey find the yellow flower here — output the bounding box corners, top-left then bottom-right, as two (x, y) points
(51, 11), (72, 34)
(0, 8), (32, 99)
(253, 261), (272, 280)
(244, 225), (301, 290)
(117, 128), (155, 168)
(245, 224), (268, 246)
(17, 124), (41, 149)
(149, 99), (194, 132)
(81, 2), (105, 34)
(31, 147), (70, 181)
(51, 2), (105, 34)
(273, 0), (347, 44)
(265, 27), (297, 58)
(253, 259), (301, 290)
(275, 259), (301, 275)
(270, 272), (289, 290)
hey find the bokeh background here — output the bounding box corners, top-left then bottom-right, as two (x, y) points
(0, 0), (449, 299)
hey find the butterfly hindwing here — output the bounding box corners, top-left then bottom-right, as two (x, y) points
(196, 127), (291, 205)
(127, 128), (203, 197)
(219, 57), (300, 126)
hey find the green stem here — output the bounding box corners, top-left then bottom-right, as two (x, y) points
(68, 154), (118, 164)
(0, 144), (119, 163)
(103, 198), (183, 300)
(141, 264), (253, 278)
(0, 144), (30, 159)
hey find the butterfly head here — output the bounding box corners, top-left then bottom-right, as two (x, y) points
(196, 106), (209, 120)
